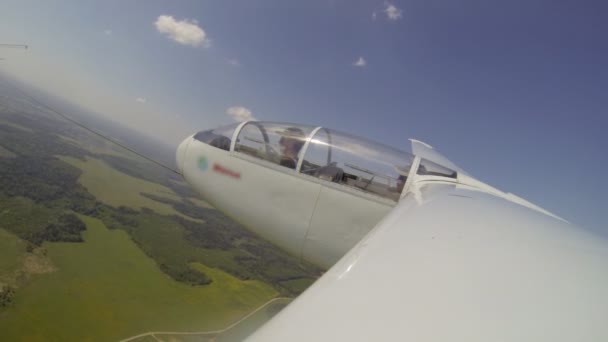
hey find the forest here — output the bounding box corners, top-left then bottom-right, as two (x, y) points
(0, 108), (319, 299)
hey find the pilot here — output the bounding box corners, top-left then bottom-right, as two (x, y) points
(396, 174), (407, 193)
(278, 127), (306, 169)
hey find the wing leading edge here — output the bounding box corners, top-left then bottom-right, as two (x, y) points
(246, 183), (608, 341)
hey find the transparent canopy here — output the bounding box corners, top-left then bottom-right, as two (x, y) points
(194, 121), (466, 201)
(417, 158), (457, 178)
(301, 128), (413, 200)
(234, 122), (316, 169)
(193, 123), (240, 151)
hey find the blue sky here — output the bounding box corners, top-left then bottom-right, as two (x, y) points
(1, 0), (606, 233)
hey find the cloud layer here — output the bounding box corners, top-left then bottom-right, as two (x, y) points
(135, 97), (146, 103)
(155, 15), (209, 47)
(226, 106), (256, 122)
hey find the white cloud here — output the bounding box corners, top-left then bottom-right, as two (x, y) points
(104, 29), (112, 36)
(352, 56), (367, 67)
(384, 2), (402, 21)
(372, 11), (377, 21)
(154, 15), (209, 48)
(227, 59), (241, 67)
(135, 97), (146, 103)
(226, 106), (256, 122)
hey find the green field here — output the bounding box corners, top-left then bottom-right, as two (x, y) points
(0, 119), (34, 133)
(59, 156), (200, 221)
(215, 298), (291, 342)
(187, 196), (215, 209)
(59, 134), (137, 160)
(0, 229), (26, 287)
(139, 298), (293, 342)
(279, 278), (316, 294)
(0, 101), (317, 341)
(0, 144), (16, 158)
(0, 215), (277, 341)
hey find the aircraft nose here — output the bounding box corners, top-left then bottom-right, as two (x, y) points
(176, 135), (192, 174)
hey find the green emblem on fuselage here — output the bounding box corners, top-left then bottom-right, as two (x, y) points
(198, 156), (208, 171)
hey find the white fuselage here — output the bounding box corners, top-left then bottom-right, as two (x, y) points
(177, 134), (394, 268)
(177, 123), (608, 341)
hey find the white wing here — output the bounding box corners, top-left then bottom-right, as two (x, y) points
(177, 122), (608, 340)
(246, 183), (608, 341)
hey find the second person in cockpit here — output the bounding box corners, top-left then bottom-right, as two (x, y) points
(278, 127), (306, 169)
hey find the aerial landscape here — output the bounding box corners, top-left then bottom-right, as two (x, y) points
(0, 85), (318, 341)
(1, 0), (607, 341)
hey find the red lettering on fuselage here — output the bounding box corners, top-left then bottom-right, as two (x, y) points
(212, 163), (241, 179)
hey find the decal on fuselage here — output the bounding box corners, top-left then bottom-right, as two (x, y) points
(197, 155), (240, 178)
(197, 156), (208, 171)
(212, 163), (241, 179)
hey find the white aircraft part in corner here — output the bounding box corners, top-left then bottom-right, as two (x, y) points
(176, 121), (608, 341)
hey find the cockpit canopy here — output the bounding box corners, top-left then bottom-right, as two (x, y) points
(194, 121), (459, 201)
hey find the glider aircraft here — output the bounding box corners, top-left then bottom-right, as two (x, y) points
(176, 120), (608, 341)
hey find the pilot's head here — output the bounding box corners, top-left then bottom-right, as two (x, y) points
(279, 127), (305, 158)
(396, 174), (407, 193)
